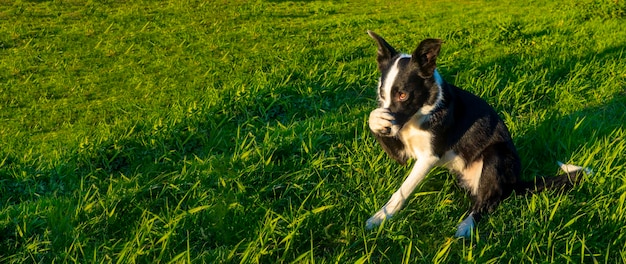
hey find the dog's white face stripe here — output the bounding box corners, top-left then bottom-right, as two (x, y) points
(380, 54), (410, 108)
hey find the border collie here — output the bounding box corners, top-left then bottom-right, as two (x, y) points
(365, 30), (589, 238)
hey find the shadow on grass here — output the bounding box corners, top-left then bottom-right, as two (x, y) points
(0, 63), (374, 258)
(474, 41), (626, 170)
(435, 41), (625, 261)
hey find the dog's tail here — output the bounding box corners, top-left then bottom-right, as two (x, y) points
(514, 162), (592, 195)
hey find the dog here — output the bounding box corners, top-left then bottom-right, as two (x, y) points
(365, 30), (589, 238)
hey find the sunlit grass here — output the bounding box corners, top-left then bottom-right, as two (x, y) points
(1, 0), (625, 262)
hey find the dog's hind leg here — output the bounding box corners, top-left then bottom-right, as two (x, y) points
(366, 155), (439, 229)
(455, 212), (481, 238)
(455, 147), (517, 238)
(455, 185), (498, 239)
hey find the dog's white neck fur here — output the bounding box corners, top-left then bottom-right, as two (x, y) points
(433, 68), (444, 87)
(419, 69), (444, 116)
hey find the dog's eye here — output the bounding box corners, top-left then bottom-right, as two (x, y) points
(398, 92), (408, 101)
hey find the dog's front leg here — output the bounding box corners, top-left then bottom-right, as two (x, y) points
(366, 155), (438, 229)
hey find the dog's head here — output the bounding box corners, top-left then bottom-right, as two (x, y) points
(368, 30), (444, 131)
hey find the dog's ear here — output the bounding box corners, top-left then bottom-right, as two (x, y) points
(411, 38), (443, 78)
(367, 30), (398, 71)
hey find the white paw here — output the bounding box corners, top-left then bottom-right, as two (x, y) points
(368, 108), (395, 135)
(454, 214), (475, 238)
(365, 209), (392, 230)
(365, 194), (405, 230)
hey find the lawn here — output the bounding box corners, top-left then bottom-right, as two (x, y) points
(1, 0), (625, 262)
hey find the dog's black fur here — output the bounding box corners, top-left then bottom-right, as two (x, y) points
(365, 31), (584, 237)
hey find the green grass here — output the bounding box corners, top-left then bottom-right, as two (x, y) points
(1, 0), (625, 262)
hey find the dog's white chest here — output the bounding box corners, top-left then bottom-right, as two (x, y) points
(398, 117), (483, 195)
(398, 119), (434, 158)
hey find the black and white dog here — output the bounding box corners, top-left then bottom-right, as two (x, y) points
(365, 30), (589, 238)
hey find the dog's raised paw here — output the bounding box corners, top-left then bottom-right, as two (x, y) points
(368, 108), (395, 135)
